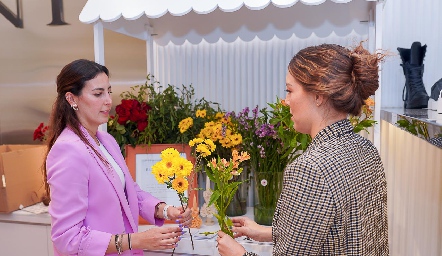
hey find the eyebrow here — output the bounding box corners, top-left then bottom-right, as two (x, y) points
(92, 86), (112, 91)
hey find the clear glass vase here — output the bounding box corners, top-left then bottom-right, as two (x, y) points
(254, 171), (283, 225)
(225, 170), (249, 216)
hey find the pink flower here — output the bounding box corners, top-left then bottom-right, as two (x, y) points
(260, 179), (268, 187)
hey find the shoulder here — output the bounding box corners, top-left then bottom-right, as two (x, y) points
(47, 128), (90, 162)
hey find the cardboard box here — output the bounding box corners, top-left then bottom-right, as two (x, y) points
(0, 145), (46, 213)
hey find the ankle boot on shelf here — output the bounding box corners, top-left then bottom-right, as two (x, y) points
(397, 42), (429, 109)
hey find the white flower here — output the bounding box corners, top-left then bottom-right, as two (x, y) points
(261, 179), (268, 187)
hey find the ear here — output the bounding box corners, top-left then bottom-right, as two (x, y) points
(315, 94), (325, 107)
(65, 92), (76, 105)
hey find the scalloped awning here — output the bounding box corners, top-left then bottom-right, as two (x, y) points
(79, 0), (379, 45)
(79, 0), (377, 23)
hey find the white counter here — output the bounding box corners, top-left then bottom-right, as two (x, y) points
(0, 206), (272, 256)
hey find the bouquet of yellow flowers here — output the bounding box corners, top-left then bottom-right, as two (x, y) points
(151, 148), (195, 251)
(179, 108), (243, 161)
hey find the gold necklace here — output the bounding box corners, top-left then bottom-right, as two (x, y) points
(84, 127), (100, 146)
(94, 136), (101, 146)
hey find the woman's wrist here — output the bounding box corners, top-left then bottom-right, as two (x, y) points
(154, 202), (166, 219)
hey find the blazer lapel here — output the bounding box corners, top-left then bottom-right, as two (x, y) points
(84, 129), (138, 232)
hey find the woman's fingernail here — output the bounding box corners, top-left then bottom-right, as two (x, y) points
(178, 224), (183, 228)
(175, 220), (180, 224)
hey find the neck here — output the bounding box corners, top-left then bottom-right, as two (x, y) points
(310, 113), (347, 138)
(82, 125), (100, 146)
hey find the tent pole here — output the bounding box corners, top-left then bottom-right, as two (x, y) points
(94, 21), (106, 132)
(373, 1), (384, 151)
(145, 24), (154, 77)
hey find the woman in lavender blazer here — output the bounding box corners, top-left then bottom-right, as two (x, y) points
(44, 59), (191, 255)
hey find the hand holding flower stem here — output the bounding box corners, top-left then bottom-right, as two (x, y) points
(151, 148), (196, 254)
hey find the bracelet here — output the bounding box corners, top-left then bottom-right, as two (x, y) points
(155, 202), (165, 219)
(127, 233), (132, 250)
(117, 234), (123, 255)
(114, 234), (120, 254)
(163, 204), (171, 220)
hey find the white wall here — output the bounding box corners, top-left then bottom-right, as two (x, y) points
(381, 0), (442, 108)
(150, 0), (371, 113)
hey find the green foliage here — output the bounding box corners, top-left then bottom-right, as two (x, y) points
(396, 118), (430, 140)
(107, 74), (220, 155)
(233, 97), (311, 174)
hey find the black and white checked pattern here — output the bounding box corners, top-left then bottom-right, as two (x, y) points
(246, 119), (388, 256)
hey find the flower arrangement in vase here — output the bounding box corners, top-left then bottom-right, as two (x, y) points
(180, 107), (249, 216)
(232, 98), (311, 225)
(189, 138), (250, 237)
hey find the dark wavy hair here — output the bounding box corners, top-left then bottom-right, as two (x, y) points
(42, 59), (109, 205)
(288, 42), (385, 116)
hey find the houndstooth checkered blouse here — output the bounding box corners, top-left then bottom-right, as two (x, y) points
(246, 119), (388, 256)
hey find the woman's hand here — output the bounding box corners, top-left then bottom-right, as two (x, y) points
(231, 216), (272, 242)
(133, 226), (183, 251)
(217, 231), (246, 256)
(168, 206), (192, 227)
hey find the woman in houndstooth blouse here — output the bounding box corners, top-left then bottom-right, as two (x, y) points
(217, 43), (388, 256)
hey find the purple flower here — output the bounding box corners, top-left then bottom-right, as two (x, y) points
(257, 145), (266, 158)
(252, 106), (259, 118)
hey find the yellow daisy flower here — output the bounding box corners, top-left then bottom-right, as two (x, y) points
(151, 162), (169, 184)
(230, 133), (242, 146)
(172, 176), (188, 193)
(161, 148), (180, 160)
(196, 109), (207, 118)
(175, 157), (193, 177)
(204, 139), (216, 152)
(196, 143), (211, 157)
(178, 117), (193, 133)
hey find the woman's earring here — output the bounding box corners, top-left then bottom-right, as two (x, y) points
(72, 103), (79, 111)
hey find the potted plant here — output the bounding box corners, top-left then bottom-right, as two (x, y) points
(107, 74), (219, 154)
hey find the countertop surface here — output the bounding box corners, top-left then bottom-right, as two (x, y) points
(0, 205), (272, 255)
(381, 108), (442, 148)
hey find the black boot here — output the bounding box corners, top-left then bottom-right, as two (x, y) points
(397, 42), (429, 109)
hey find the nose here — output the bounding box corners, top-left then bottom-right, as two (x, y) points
(105, 92), (112, 106)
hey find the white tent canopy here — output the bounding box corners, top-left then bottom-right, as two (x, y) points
(80, 0), (380, 45)
(79, 0), (384, 147)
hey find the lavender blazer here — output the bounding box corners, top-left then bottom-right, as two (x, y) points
(46, 126), (164, 256)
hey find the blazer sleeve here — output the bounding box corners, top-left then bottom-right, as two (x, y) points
(47, 139), (111, 256)
(134, 181), (165, 226)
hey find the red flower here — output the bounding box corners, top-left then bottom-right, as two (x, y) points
(33, 122), (49, 141)
(115, 99), (137, 124)
(115, 99), (151, 131)
(137, 120), (148, 131)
